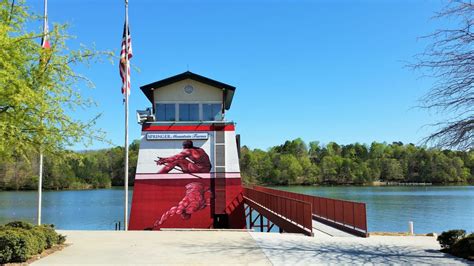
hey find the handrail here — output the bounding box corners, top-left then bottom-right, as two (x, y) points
(252, 186), (368, 236)
(243, 187), (313, 234)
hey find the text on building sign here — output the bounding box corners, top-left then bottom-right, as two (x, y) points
(146, 133), (209, 140)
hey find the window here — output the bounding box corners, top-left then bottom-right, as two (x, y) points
(203, 103), (222, 121)
(156, 104), (175, 121)
(179, 104), (199, 121)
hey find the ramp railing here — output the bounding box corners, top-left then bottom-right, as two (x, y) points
(243, 187), (313, 236)
(252, 186), (368, 237)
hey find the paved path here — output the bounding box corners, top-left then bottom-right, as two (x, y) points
(33, 230), (271, 265)
(250, 233), (470, 265)
(32, 230), (470, 265)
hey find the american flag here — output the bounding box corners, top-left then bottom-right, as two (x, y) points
(41, 1), (50, 49)
(120, 23), (133, 97)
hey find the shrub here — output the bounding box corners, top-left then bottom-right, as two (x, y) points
(5, 221), (34, 230)
(437, 229), (466, 250)
(450, 234), (474, 260)
(58, 234), (66, 244)
(0, 230), (17, 263)
(30, 227), (48, 253)
(37, 225), (59, 249)
(0, 229), (36, 263)
(0, 221), (66, 263)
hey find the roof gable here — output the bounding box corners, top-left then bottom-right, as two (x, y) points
(140, 71), (236, 110)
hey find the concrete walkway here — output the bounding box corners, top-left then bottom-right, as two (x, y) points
(32, 230), (470, 265)
(33, 230), (270, 265)
(250, 232), (470, 265)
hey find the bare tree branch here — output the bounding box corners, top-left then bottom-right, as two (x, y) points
(409, 0), (474, 150)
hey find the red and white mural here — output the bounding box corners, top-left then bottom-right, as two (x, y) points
(154, 182), (210, 228)
(155, 140), (212, 174)
(129, 127), (245, 230)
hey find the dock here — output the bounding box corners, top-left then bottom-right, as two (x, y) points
(31, 230), (468, 265)
(244, 186), (368, 237)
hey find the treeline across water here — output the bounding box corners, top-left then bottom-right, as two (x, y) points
(0, 141), (139, 190)
(240, 139), (474, 185)
(1, 139), (473, 190)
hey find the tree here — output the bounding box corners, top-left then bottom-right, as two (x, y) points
(321, 155), (342, 184)
(0, 0), (111, 161)
(411, 0), (473, 150)
(275, 154), (303, 185)
(238, 139), (473, 186)
(381, 159), (404, 181)
(308, 141), (322, 163)
(298, 156), (321, 185)
(326, 142), (341, 156)
(275, 138), (307, 157)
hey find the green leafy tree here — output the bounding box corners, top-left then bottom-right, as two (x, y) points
(308, 141), (322, 163)
(0, 0), (111, 161)
(275, 154), (303, 185)
(298, 156), (321, 185)
(381, 159), (404, 181)
(326, 142), (341, 156)
(275, 138), (308, 157)
(321, 155), (342, 184)
(238, 139), (473, 186)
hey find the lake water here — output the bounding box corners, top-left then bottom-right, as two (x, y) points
(0, 186), (472, 233)
(274, 185), (474, 233)
(0, 188), (132, 230)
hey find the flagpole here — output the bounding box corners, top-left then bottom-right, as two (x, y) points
(38, 152), (43, 225)
(124, 0), (129, 231)
(38, 0), (48, 226)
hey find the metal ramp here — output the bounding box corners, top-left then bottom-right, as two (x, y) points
(243, 187), (313, 236)
(243, 186), (368, 237)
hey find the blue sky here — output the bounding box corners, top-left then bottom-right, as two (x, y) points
(28, 0), (449, 150)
